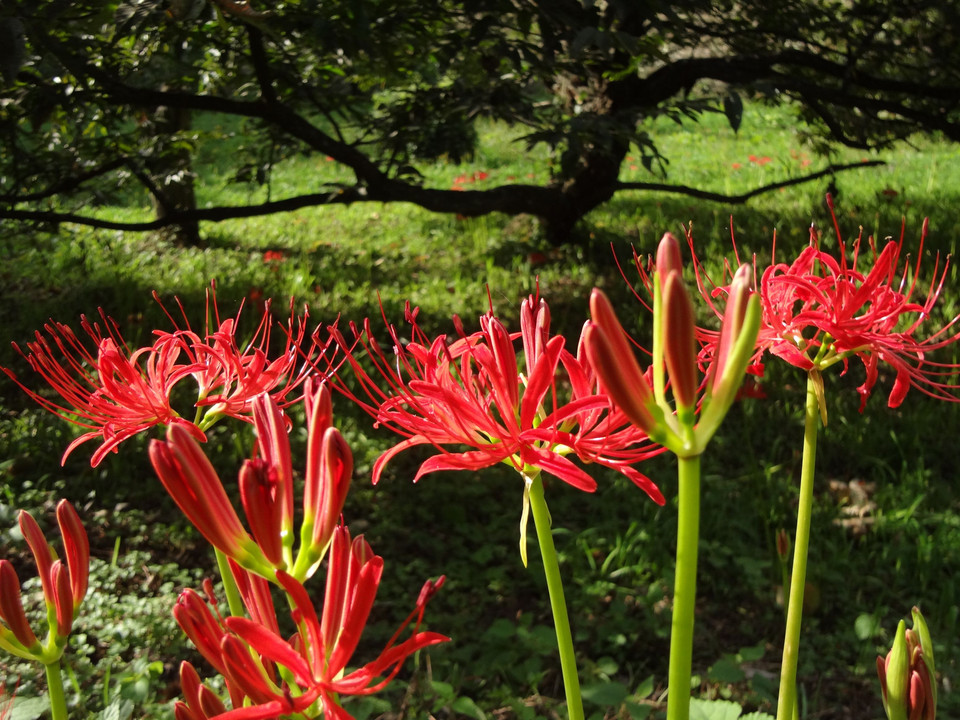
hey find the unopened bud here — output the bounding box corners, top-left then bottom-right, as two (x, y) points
(878, 610), (936, 720)
(662, 272), (698, 415)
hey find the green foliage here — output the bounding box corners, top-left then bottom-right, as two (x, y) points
(2, 0), (960, 241)
(2, 103), (960, 718)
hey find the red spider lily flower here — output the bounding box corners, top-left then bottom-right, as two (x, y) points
(878, 609), (937, 720)
(693, 198), (960, 411)
(173, 529), (446, 720)
(214, 527), (448, 720)
(328, 296), (665, 502)
(0, 502), (89, 661)
(154, 288), (329, 424)
(298, 378), (352, 573)
(2, 285), (328, 466)
(586, 236), (760, 456)
(2, 311), (203, 466)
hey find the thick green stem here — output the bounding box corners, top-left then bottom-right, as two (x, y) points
(45, 659), (68, 720)
(776, 373), (820, 720)
(666, 455), (701, 720)
(527, 473), (584, 720)
(215, 547), (246, 617)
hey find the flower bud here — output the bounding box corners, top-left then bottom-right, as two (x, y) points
(50, 560), (74, 638)
(585, 289), (659, 436)
(878, 610), (936, 720)
(0, 560), (39, 651)
(776, 528), (791, 562)
(656, 232), (683, 282)
(662, 272), (699, 415)
(56, 500), (89, 610)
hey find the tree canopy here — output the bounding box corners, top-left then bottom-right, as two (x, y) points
(1, 0), (958, 243)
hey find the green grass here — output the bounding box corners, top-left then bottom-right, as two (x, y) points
(2, 100), (960, 719)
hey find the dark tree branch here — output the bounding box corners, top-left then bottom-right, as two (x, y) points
(616, 160), (885, 203)
(0, 158), (128, 203)
(246, 25), (278, 106)
(0, 159), (885, 232)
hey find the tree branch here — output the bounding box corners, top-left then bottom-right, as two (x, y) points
(0, 159), (887, 232)
(615, 160), (885, 203)
(0, 158), (128, 203)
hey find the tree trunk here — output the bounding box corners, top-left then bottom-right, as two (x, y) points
(543, 142), (628, 245)
(148, 101), (202, 247)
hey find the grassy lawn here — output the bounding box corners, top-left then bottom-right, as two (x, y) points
(1, 100), (959, 719)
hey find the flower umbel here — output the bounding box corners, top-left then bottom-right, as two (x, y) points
(585, 234), (761, 457)
(2, 285), (328, 466)
(330, 296), (665, 500)
(149, 380), (352, 581)
(878, 607), (937, 720)
(694, 198), (960, 413)
(174, 529), (447, 720)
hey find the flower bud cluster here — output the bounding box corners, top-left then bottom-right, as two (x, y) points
(878, 607), (937, 720)
(0, 501), (89, 665)
(585, 233), (761, 458)
(149, 378), (352, 583)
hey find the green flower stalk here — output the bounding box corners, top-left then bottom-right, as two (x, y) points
(585, 233), (761, 720)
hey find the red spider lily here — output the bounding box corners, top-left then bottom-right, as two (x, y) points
(692, 198), (960, 411)
(153, 288), (329, 424)
(175, 529), (447, 720)
(2, 286), (328, 466)
(2, 311), (203, 466)
(175, 661), (228, 720)
(327, 296), (666, 503)
(0, 501), (89, 661)
(878, 608), (937, 720)
(586, 234), (760, 455)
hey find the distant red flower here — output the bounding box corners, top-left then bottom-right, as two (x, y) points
(0, 678), (17, 720)
(328, 296), (665, 501)
(3, 286), (328, 465)
(262, 250), (285, 264)
(748, 154), (772, 166)
(731, 162), (742, 170)
(693, 197), (960, 410)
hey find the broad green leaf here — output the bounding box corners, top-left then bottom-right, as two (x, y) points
(689, 697), (743, 720)
(581, 680), (630, 707)
(451, 696), (487, 720)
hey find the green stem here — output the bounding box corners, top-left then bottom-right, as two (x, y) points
(527, 474), (584, 720)
(45, 659), (68, 720)
(666, 455), (701, 720)
(776, 372), (820, 720)
(215, 547), (246, 617)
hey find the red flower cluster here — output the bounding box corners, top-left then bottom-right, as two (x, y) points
(173, 544), (446, 720)
(692, 197), (960, 410)
(450, 170), (489, 191)
(149, 382), (446, 719)
(2, 286), (328, 466)
(329, 296), (666, 502)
